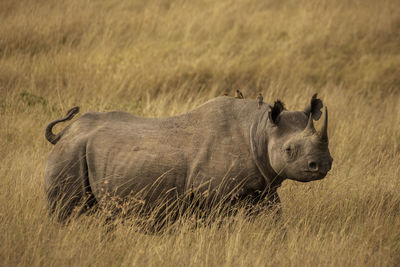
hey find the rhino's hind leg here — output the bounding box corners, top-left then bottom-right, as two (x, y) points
(44, 146), (96, 222)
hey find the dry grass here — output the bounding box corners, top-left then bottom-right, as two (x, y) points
(1, 0), (400, 265)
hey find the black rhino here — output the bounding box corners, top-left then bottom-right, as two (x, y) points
(44, 94), (332, 221)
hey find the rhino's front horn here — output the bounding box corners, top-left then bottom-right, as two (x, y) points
(319, 106), (328, 143)
(304, 113), (316, 135)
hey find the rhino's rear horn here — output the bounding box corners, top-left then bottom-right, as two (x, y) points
(319, 106), (328, 143)
(303, 113), (316, 135)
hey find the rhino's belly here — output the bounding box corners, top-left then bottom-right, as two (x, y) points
(86, 133), (187, 203)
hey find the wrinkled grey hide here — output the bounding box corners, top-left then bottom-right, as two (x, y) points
(44, 95), (332, 221)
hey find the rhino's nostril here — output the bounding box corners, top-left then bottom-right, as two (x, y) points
(308, 161), (318, 171)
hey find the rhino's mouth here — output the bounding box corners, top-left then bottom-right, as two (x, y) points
(290, 171), (328, 183)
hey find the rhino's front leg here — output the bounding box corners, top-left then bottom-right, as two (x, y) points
(265, 190), (282, 218)
(246, 189), (282, 219)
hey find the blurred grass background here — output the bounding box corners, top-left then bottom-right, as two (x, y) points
(1, 0), (400, 265)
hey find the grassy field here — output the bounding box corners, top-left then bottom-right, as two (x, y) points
(1, 0), (400, 265)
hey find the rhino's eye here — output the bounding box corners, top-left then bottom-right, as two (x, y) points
(284, 145), (296, 157)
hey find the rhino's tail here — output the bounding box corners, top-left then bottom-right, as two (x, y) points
(45, 106), (80, 145)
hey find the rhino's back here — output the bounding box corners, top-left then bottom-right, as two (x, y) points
(66, 96), (266, 137)
(54, 97), (267, 200)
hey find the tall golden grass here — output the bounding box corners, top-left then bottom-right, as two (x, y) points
(1, 0), (400, 265)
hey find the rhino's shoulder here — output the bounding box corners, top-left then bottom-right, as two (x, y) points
(193, 96), (237, 110)
(190, 96), (269, 122)
(195, 96), (269, 111)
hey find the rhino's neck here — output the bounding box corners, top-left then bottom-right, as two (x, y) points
(249, 111), (284, 189)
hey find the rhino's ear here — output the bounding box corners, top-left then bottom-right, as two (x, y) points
(304, 93), (323, 121)
(269, 100), (285, 125)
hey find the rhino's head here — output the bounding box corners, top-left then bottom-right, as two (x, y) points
(267, 94), (333, 182)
